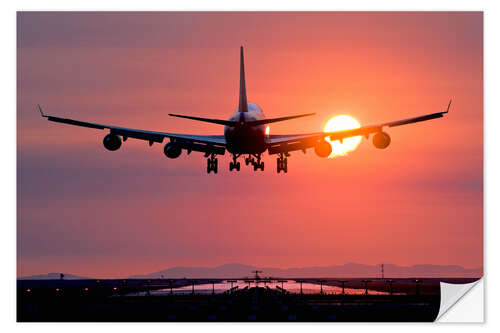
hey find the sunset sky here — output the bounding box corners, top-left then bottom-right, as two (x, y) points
(17, 12), (483, 278)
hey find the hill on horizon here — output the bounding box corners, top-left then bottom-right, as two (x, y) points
(18, 272), (90, 280)
(128, 262), (483, 279)
(19, 263), (483, 280)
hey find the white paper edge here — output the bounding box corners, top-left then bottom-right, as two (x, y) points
(435, 278), (484, 322)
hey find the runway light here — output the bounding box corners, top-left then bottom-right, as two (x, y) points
(113, 287), (118, 291)
(55, 288), (60, 292)
(84, 287), (89, 291)
(26, 288), (31, 293)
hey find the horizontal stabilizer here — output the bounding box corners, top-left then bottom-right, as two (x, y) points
(169, 114), (237, 126)
(245, 113), (316, 126)
(169, 112), (316, 127)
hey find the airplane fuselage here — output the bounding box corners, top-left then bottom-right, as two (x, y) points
(224, 102), (267, 154)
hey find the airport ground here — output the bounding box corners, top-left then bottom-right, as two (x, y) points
(17, 277), (479, 322)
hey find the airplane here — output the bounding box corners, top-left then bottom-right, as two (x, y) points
(39, 46), (451, 174)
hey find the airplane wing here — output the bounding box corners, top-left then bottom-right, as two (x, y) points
(267, 101), (451, 155)
(38, 106), (227, 155)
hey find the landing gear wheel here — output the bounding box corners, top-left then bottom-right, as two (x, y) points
(230, 154), (242, 172)
(230, 160), (241, 172)
(250, 154), (264, 171)
(276, 155), (288, 173)
(207, 156), (218, 174)
(254, 162), (264, 171)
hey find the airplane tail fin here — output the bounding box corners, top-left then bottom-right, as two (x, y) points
(168, 47), (316, 127)
(238, 46), (248, 113)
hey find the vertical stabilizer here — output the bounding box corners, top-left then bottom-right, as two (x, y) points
(238, 46), (248, 112)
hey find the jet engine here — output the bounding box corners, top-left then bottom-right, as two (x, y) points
(372, 132), (391, 149)
(103, 134), (122, 151)
(164, 142), (182, 159)
(314, 140), (332, 158)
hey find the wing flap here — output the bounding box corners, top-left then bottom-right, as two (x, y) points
(110, 127), (166, 143)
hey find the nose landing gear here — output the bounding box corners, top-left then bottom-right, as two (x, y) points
(206, 154), (218, 174)
(277, 153), (288, 173)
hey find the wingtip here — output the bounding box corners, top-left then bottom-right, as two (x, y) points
(37, 104), (46, 117)
(445, 99), (452, 113)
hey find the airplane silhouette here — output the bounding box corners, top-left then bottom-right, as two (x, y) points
(39, 46), (451, 174)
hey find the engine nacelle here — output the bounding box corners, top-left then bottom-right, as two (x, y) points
(164, 142), (182, 159)
(103, 134), (122, 151)
(372, 132), (391, 149)
(314, 140), (332, 158)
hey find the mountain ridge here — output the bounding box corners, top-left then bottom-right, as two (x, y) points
(19, 272), (90, 280)
(19, 263), (482, 280)
(129, 262), (483, 279)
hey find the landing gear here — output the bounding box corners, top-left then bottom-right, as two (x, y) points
(245, 155), (252, 166)
(277, 153), (288, 173)
(229, 154), (241, 172)
(229, 161), (241, 171)
(253, 161), (264, 171)
(251, 154), (264, 171)
(207, 154), (218, 174)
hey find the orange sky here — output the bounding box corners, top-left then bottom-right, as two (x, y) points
(17, 12), (482, 278)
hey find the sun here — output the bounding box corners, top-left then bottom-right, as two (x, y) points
(323, 115), (362, 158)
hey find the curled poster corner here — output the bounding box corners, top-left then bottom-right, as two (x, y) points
(436, 278), (483, 322)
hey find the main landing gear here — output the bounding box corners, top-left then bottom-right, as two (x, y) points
(206, 154), (218, 174)
(229, 154), (241, 172)
(244, 154), (264, 171)
(210, 153), (266, 173)
(277, 153), (288, 173)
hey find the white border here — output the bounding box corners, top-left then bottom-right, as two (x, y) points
(3, 0), (497, 332)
